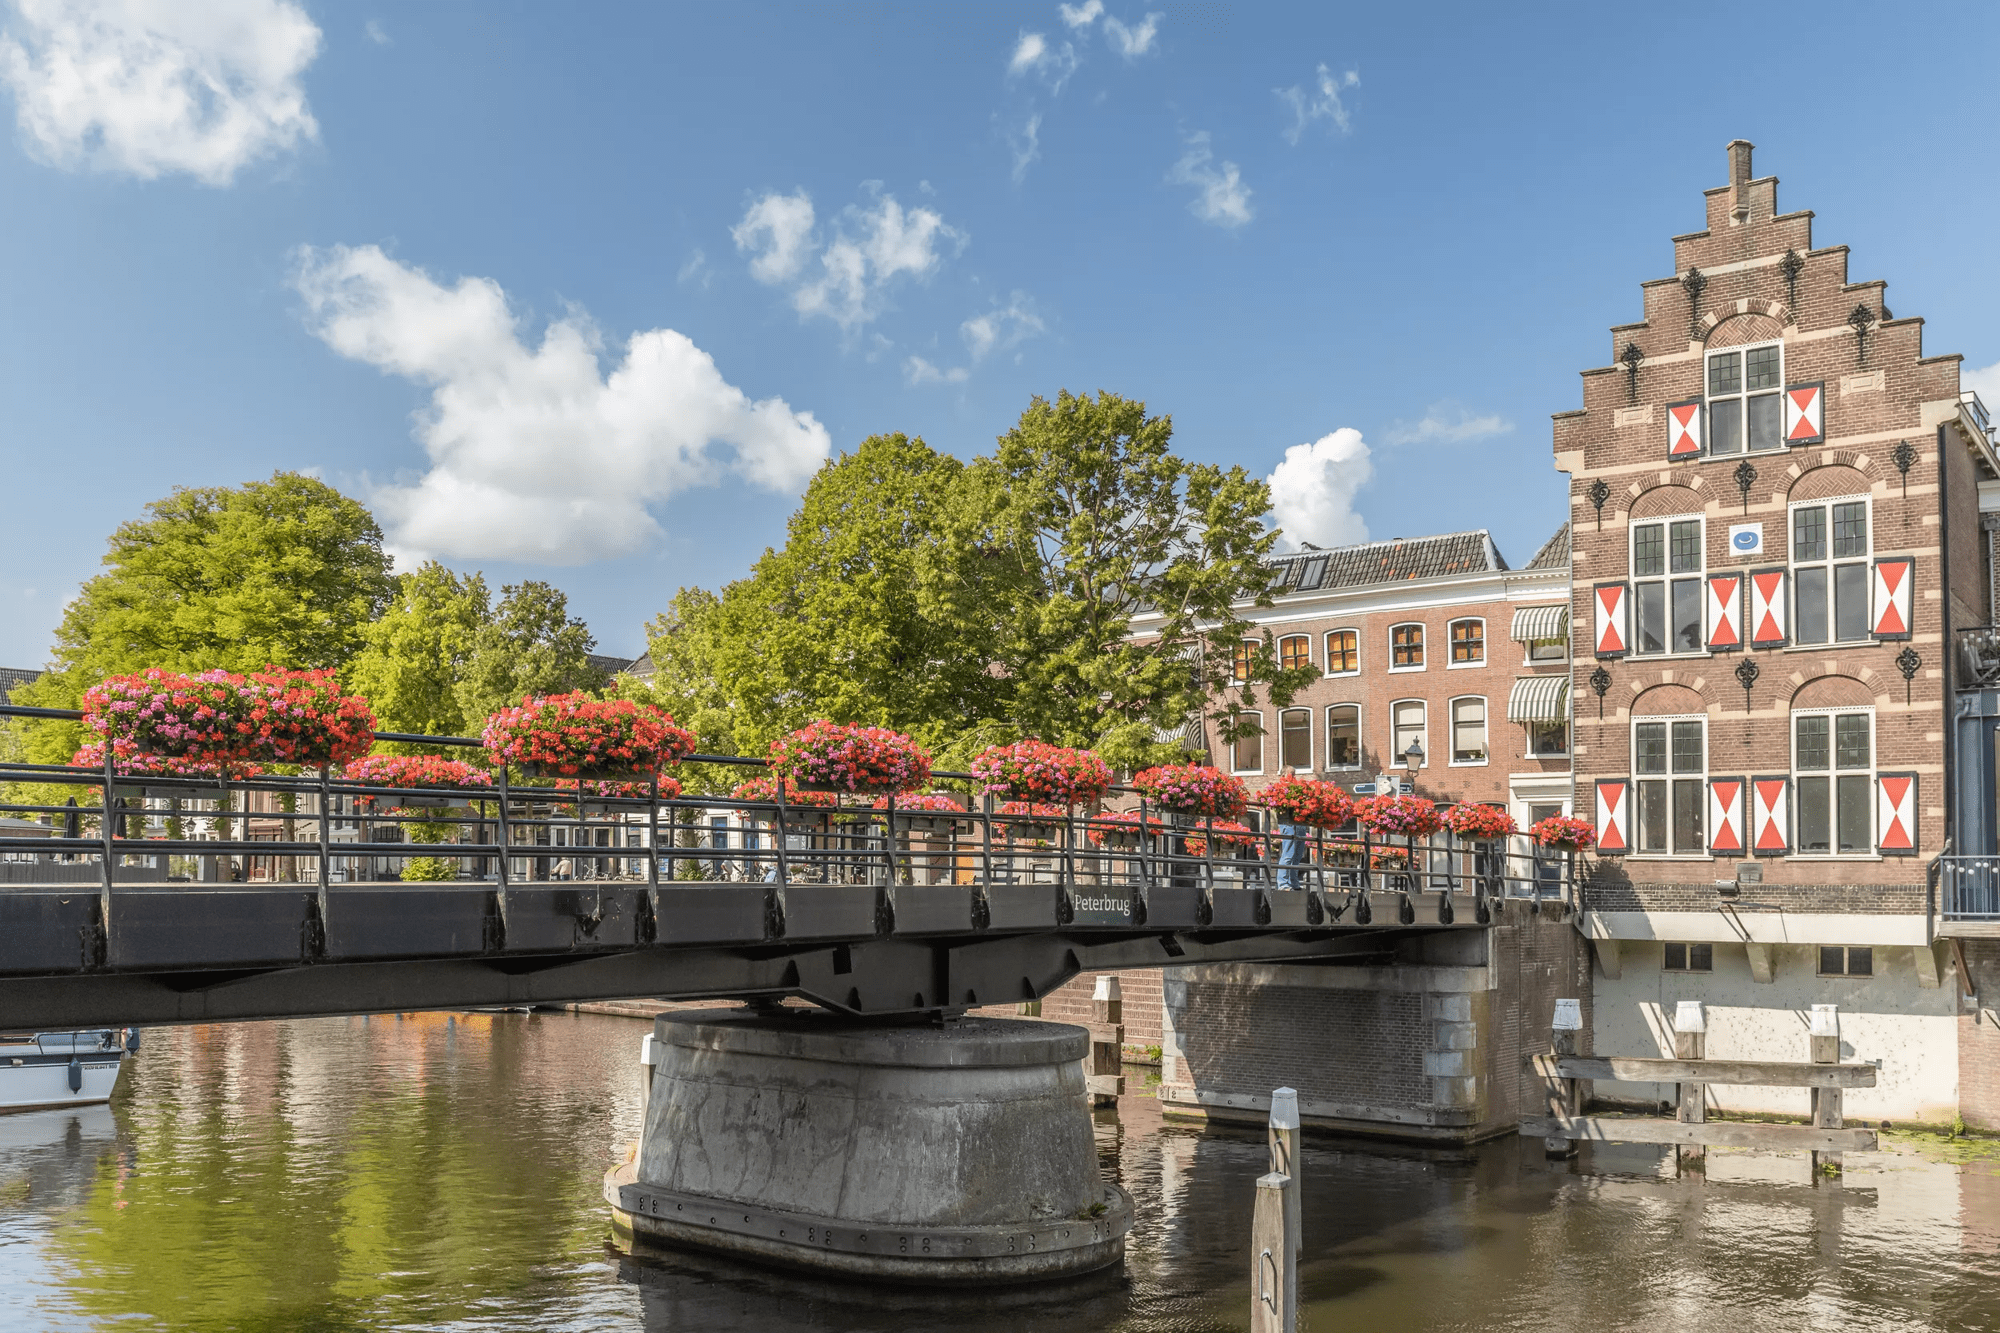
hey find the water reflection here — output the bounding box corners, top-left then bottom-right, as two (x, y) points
(0, 1012), (1998, 1331)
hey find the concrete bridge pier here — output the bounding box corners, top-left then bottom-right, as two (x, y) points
(605, 1007), (1133, 1283)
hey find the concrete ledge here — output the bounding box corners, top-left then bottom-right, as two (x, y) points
(1581, 910), (1931, 946)
(1177, 961), (1492, 994)
(1157, 1082), (1480, 1130)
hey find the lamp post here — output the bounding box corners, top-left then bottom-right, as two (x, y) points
(1402, 740), (1423, 784)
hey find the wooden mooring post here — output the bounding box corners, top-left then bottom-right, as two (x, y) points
(1250, 1171), (1297, 1333)
(1087, 975), (1125, 1106)
(1268, 1087), (1301, 1257)
(1542, 997), (1582, 1158)
(1809, 1004), (1843, 1179)
(1673, 1000), (1706, 1174)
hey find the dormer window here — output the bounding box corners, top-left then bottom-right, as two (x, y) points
(1706, 343), (1784, 454)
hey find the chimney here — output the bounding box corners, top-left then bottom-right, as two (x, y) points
(1727, 139), (1754, 223)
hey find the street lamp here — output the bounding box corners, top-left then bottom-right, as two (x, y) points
(1402, 740), (1424, 776)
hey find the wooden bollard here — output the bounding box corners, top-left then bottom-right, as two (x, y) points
(1250, 1171), (1297, 1333)
(639, 1032), (662, 1123)
(1544, 998), (1582, 1157)
(1672, 1000), (1706, 1173)
(1087, 975), (1125, 1105)
(1268, 1087), (1301, 1257)
(1809, 1004), (1843, 1179)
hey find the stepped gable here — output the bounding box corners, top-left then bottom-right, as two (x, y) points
(1268, 530), (1504, 595)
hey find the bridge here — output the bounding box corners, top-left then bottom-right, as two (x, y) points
(0, 705), (1575, 1030)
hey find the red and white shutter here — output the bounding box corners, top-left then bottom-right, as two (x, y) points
(1871, 557), (1914, 640)
(1593, 582), (1629, 658)
(1750, 777), (1790, 855)
(1748, 568), (1789, 647)
(1594, 779), (1630, 855)
(1784, 382), (1825, 445)
(1667, 399), (1704, 460)
(1877, 773), (1917, 856)
(1705, 573), (1743, 651)
(1707, 778), (1746, 855)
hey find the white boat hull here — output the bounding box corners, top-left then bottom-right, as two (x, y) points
(0, 1033), (129, 1112)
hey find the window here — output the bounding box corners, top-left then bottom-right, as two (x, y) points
(1390, 623), (1425, 670)
(1705, 343), (1784, 455)
(1391, 700), (1427, 767)
(1635, 717), (1705, 854)
(1795, 710), (1872, 855)
(1325, 629), (1359, 675)
(1529, 636), (1567, 663)
(1450, 697), (1488, 764)
(1232, 641), (1255, 683)
(1325, 705), (1361, 769)
(1632, 516), (1704, 655)
(1792, 498), (1870, 645)
(1449, 619), (1484, 665)
(1278, 635), (1312, 672)
(1230, 712), (1263, 774)
(1279, 708), (1312, 770)
(1818, 945), (1874, 978)
(1529, 720), (1569, 757)
(1663, 942), (1714, 972)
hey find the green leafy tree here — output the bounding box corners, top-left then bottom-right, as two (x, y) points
(454, 581), (602, 728)
(344, 562), (492, 746)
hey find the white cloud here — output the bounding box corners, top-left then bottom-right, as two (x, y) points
(1167, 131), (1252, 229)
(961, 292), (1044, 361)
(737, 187), (964, 333)
(904, 355), (968, 386)
(1965, 360), (2000, 411)
(1059, 0), (1102, 27)
(292, 244), (830, 565)
(1382, 404), (1510, 446)
(1006, 29), (1076, 90)
(1008, 112), (1041, 183)
(1268, 429), (1373, 551)
(1278, 63), (1359, 145)
(1008, 30), (1047, 73)
(676, 248), (711, 289)
(364, 18), (388, 45)
(730, 189), (815, 284)
(0, 0), (321, 184)
(1103, 11), (1160, 58)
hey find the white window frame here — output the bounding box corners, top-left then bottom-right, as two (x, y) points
(1446, 617), (1486, 669)
(1277, 707), (1313, 772)
(1389, 698), (1428, 769)
(1631, 712), (1706, 858)
(1324, 703), (1363, 772)
(1276, 633), (1313, 675)
(1525, 628), (1568, 665)
(1231, 639), (1257, 684)
(1630, 513), (1706, 658)
(1704, 340), (1786, 457)
(1526, 718), (1570, 759)
(1791, 705), (1876, 858)
(1788, 493), (1873, 648)
(1388, 622), (1426, 673)
(1447, 695), (1489, 766)
(1324, 628), (1360, 677)
(1229, 710), (1265, 776)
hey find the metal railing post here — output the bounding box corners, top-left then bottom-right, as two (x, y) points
(98, 742), (116, 952)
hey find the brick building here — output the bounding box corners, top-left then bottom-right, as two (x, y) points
(1563, 140), (1996, 1123)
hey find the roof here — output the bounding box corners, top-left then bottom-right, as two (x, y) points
(1525, 522), (1570, 571)
(622, 652), (656, 680)
(0, 667), (40, 704)
(584, 654), (636, 678)
(1267, 530), (1505, 596)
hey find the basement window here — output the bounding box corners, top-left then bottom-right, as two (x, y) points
(1662, 942), (1713, 972)
(1819, 945), (1873, 978)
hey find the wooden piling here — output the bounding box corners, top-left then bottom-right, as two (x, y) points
(1250, 1171), (1297, 1333)
(1672, 1000), (1706, 1173)
(1087, 975), (1125, 1105)
(1809, 1004), (1843, 1179)
(1544, 998), (1582, 1158)
(1268, 1087), (1301, 1257)
(639, 1032), (661, 1124)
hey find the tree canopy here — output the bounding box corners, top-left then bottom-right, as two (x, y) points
(343, 561), (491, 744)
(454, 580), (603, 727)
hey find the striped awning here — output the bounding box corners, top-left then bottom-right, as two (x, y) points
(1510, 604), (1569, 644)
(1507, 675), (1570, 724)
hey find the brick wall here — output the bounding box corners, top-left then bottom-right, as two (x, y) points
(1961, 941), (2000, 1129)
(1586, 875), (1926, 915)
(1028, 967), (1164, 1050)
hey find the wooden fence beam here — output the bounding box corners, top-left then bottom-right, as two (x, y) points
(1518, 1115), (1877, 1152)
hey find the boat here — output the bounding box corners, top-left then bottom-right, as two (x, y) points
(0, 1030), (136, 1111)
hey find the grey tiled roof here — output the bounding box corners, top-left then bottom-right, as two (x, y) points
(1525, 522), (1570, 571)
(0, 667), (40, 704)
(584, 654), (636, 678)
(1268, 530), (1505, 595)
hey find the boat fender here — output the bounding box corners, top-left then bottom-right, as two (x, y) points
(125, 1028), (141, 1054)
(66, 1058), (82, 1093)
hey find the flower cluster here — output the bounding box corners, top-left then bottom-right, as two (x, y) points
(1257, 773), (1355, 830)
(482, 693), (695, 778)
(1356, 795), (1442, 839)
(730, 776), (838, 808)
(82, 667), (375, 766)
(1187, 820), (1261, 857)
(580, 776), (682, 800)
(1085, 810), (1165, 848)
(1329, 840), (1412, 869)
(1530, 815), (1596, 851)
(969, 741), (1111, 807)
(237, 668), (376, 766)
(345, 754), (495, 791)
(870, 793), (966, 814)
(1131, 765), (1247, 820)
(768, 721), (931, 795)
(72, 738), (255, 781)
(1445, 804), (1518, 840)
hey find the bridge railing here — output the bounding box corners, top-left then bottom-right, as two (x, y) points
(0, 705), (1575, 916)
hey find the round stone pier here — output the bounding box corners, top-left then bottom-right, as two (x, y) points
(605, 1008), (1133, 1283)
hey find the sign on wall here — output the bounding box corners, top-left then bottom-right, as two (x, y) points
(1728, 522), (1762, 557)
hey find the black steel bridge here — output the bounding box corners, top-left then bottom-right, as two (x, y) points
(0, 706), (1575, 1029)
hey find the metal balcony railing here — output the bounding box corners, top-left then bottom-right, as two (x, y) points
(1940, 856), (2000, 921)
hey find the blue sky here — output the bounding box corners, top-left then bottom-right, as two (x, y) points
(4, 1), (1999, 666)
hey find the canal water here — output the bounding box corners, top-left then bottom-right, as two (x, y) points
(3, 1010), (2000, 1331)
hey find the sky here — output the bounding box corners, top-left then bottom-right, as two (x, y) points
(4, 1), (2000, 666)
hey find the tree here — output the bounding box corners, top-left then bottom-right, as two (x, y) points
(12, 472), (393, 764)
(958, 389), (1312, 768)
(454, 581), (602, 727)
(343, 562), (491, 744)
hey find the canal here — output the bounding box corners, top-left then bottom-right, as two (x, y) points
(3, 1010), (1999, 1330)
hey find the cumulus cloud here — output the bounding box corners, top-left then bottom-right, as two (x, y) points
(1008, 112), (1041, 183)
(1006, 28), (1076, 89)
(1168, 131), (1252, 229)
(1382, 404), (1510, 446)
(736, 186), (964, 332)
(1277, 63), (1359, 145)
(0, 0), (321, 184)
(1103, 11), (1160, 57)
(1268, 429), (1373, 551)
(292, 244), (830, 564)
(364, 18), (388, 45)
(1059, 0), (1102, 27)
(904, 355), (968, 386)
(961, 292), (1044, 361)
